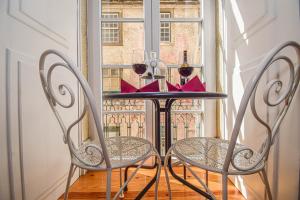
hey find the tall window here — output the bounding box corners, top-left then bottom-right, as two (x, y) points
(99, 0), (208, 153)
(160, 12), (171, 42)
(102, 12), (122, 45)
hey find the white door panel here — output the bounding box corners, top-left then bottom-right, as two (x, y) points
(222, 0), (300, 199)
(0, 0), (79, 199)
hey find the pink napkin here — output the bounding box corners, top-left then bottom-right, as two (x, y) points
(166, 76), (206, 92)
(121, 79), (160, 93)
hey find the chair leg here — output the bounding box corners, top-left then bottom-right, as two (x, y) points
(164, 148), (173, 200)
(119, 168), (124, 198)
(205, 170), (209, 188)
(106, 169), (112, 200)
(153, 149), (162, 200)
(183, 165), (187, 180)
(112, 155), (151, 200)
(222, 174), (228, 200)
(181, 162), (215, 199)
(261, 168), (273, 200)
(123, 166), (130, 191)
(64, 163), (75, 200)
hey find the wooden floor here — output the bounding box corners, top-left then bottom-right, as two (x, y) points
(59, 167), (245, 200)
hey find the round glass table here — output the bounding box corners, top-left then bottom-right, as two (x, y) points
(104, 91), (227, 199)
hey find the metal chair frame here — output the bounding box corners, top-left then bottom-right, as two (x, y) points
(164, 41), (300, 200)
(39, 49), (161, 200)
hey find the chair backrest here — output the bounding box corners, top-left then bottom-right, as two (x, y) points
(223, 41), (300, 172)
(39, 49), (111, 168)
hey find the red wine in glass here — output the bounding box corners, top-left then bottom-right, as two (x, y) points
(132, 63), (147, 75)
(132, 63), (147, 88)
(178, 66), (193, 77)
(178, 66), (194, 84)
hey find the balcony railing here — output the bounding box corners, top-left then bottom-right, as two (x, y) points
(102, 64), (204, 153)
(103, 98), (203, 154)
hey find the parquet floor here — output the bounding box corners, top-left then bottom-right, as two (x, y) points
(59, 167), (245, 200)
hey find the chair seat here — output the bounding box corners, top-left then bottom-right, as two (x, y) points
(74, 136), (153, 169)
(172, 137), (264, 174)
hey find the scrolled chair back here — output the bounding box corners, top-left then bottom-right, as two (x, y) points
(39, 49), (111, 169)
(223, 41), (300, 172)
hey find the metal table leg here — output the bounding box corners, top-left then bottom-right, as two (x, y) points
(135, 163), (159, 200)
(167, 162), (213, 199)
(123, 163), (158, 192)
(123, 99), (161, 198)
(123, 98), (212, 199)
(164, 98), (213, 200)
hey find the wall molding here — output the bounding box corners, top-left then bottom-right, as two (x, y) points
(234, 0), (277, 44)
(6, 48), (32, 200)
(8, 0), (69, 48)
(6, 48), (78, 200)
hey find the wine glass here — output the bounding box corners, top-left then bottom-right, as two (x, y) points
(178, 66), (194, 84)
(177, 50), (194, 84)
(132, 49), (148, 87)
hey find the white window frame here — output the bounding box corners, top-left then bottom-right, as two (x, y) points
(87, 0), (216, 140)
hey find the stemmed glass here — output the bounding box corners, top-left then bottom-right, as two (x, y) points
(147, 51), (167, 81)
(177, 50), (194, 84)
(132, 49), (148, 87)
(178, 66), (194, 84)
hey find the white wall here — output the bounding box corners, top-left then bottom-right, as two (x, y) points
(220, 0), (300, 199)
(0, 0), (80, 199)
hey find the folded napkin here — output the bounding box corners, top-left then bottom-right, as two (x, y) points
(166, 76), (206, 92)
(121, 79), (160, 93)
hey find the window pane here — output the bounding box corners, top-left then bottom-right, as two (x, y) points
(102, 23), (144, 65)
(159, 21), (203, 148)
(160, 0), (201, 18)
(102, 67), (145, 138)
(101, 0), (144, 18)
(160, 22), (201, 66)
(101, 1), (146, 139)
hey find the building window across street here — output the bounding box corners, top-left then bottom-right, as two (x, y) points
(103, 68), (123, 92)
(102, 12), (122, 45)
(160, 12), (171, 43)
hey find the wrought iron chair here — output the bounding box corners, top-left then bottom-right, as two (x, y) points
(164, 41), (300, 200)
(39, 49), (161, 200)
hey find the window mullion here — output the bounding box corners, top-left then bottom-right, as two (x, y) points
(144, 0), (155, 148)
(151, 0), (160, 55)
(144, 0), (152, 54)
